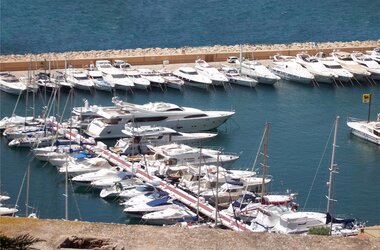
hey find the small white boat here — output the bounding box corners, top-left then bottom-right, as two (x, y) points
(138, 68), (165, 89)
(34, 72), (60, 90)
(119, 183), (158, 199)
(270, 55), (315, 84)
(195, 59), (229, 87)
(351, 52), (380, 80)
(0, 115), (36, 132)
(71, 167), (127, 186)
(8, 135), (56, 148)
(173, 67), (213, 90)
(295, 53), (338, 84)
(273, 212), (327, 234)
(91, 171), (131, 189)
(238, 60), (280, 85)
(0, 205), (18, 216)
(146, 143), (240, 169)
(58, 157), (112, 177)
(54, 71), (73, 89)
(3, 125), (49, 140)
(142, 205), (198, 225)
(123, 196), (177, 218)
(99, 178), (144, 199)
(86, 67), (112, 92)
(220, 66), (258, 87)
(66, 69), (94, 90)
(124, 70), (151, 90)
(347, 114), (380, 145)
(121, 191), (169, 208)
(0, 72), (27, 95)
(110, 125), (217, 155)
(157, 69), (185, 91)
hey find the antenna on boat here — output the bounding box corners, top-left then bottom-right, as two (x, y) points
(196, 147), (202, 223)
(215, 152), (220, 227)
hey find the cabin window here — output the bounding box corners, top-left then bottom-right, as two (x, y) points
(184, 114), (208, 119)
(134, 116), (168, 122)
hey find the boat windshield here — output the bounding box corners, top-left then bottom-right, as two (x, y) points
(324, 64), (342, 69)
(181, 70), (197, 75)
(112, 74), (125, 78)
(74, 76), (88, 80)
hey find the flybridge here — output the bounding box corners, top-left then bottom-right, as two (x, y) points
(51, 120), (254, 232)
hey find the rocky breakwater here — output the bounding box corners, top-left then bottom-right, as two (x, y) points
(0, 40), (379, 71)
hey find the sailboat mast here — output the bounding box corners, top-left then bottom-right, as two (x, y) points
(327, 116), (339, 214)
(260, 122), (270, 203)
(196, 147), (202, 222)
(25, 163), (30, 217)
(239, 45), (243, 74)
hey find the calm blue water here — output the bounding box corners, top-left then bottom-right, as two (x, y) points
(1, 0), (379, 226)
(0, 83), (379, 225)
(1, 0), (380, 54)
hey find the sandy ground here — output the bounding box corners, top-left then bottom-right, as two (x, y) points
(1, 40), (379, 62)
(0, 217), (379, 250)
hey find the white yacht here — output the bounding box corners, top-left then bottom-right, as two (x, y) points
(172, 67), (213, 90)
(142, 205), (197, 225)
(270, 55), (315, 84)
(95, 60), (134, 90)
(110, 125), (217, 155)
(0, 72), (27, 95)
(157, 69), (185, 91)
(123, 197), (177, 218)
(220, 66), (258, 87)
(347, 114), (380, 145)
(314, 52), (353, 83)
(351, 52), (380, 80)
(295, 53), (338, 84)
(122, 191), (169, 208)
(58, 157), (112, 177)
(34, 72), (60, 90)
(137, 68), (165, 89)
(54, 71), (73, 89)
(331, 51), (371, 81)
(273, 212), (327, 234)
(71, 167), (128, 186)
(66, 69), (94, 90)
(124, 70), (151, 90)
(146, 143), (240, 169)
(99, 178), (144, 199)
(119, 183), (158, 199)
(86, 67), (112, 92)
(195, 59), (229, 87)
(237, 60), (280, 85)
(367, 47), (380, 64)
(85, 99), (234, 138)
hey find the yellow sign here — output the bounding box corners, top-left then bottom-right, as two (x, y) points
(362, 94), (371, 103)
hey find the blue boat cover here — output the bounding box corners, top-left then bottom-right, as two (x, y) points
(226, 181), (244, 186)
(73, 153), (87, 159)
(147, 197), (170, 207)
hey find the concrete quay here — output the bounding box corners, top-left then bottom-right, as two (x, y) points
(1, 40), (378, 71)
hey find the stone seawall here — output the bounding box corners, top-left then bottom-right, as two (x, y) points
(0, 40), (379, 71)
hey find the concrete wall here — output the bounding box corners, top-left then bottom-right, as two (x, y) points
(0, 46), (374, 72)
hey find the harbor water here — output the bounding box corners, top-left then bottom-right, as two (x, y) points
(1, 0), (380, 55)
(1, 0), (379, 226)
(0, 82), (379, 225)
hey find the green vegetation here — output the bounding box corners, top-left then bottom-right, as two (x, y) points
(308, 226), (331, 236)
(0, 233), (44, 250)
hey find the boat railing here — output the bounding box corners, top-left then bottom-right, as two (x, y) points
(347, 117), (363, 123)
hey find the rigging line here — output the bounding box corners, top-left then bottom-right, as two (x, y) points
(14, 165), (28, 211)
(69, 179), (82, 221)
(302, 121), (334, 210)
(11, 88), (23, 116)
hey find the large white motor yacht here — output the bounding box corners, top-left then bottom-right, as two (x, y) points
(86, 67), (112, 92)
(220, 66), (258, 87)
(66, 69), (94, 90)
(314, 52), (353, 83)
(295, 53), (338, 84)
(367, 47), (380, 64)
(110, 125), (217, 155)
(95, 60), (134, 90)
(272, 212), (327, 234)
(172, 67), (213, 90)
(195, 59), (229, 87)
(124, 70), (151, 90)
(351, 52), (380, 80)
(237, 60), (280, 85)
(347, 113), (380, 145)
(270, 55), (315, 84)
(331, 51), (371, 81)
(0, 72), (27, 95)
(85, 99), (234, 138)
(137, 68), (165, 89)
